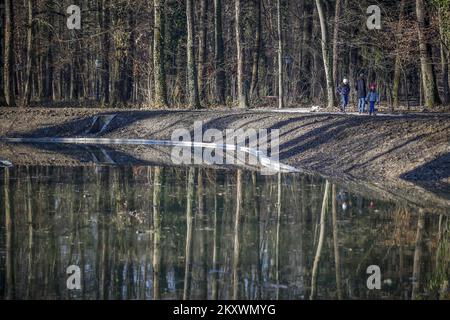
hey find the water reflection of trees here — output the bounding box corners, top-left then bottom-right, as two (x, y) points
(0, 166), (449, 300)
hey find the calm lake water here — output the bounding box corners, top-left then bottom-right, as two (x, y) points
(0, 165), (449, 300)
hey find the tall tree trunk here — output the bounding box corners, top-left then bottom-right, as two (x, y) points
(250, 0), (262, 99)
(301, 2), (313, 99)
(315, 0), (334, 109)
(4, 0), (15, 107)
(186, 0), (201, 109)
(235, 0), (249, 108)
(277, 0), (284, 109)
(43, 0), (54, 102)
(23, 0), (34, 107)
(198, 0), (208, 103)
(393, 0), (406, 109)
(0, 2), (5, 105)
(416, 0), (440, 108)
(332, 0), (341, 91)
(214, 0), (226, 105)
(439, 7), (450, 104)
(125, 7), (135, 102)
(101, 0), (111, 105)
(153, 0), (168, 107)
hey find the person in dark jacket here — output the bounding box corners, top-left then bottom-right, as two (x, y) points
(337, 78), (350, 113)
(356, 74), (367, 114)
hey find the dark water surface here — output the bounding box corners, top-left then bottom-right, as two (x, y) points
(0, 166), (449, 300)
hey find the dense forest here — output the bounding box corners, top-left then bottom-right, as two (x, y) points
(0, 0), (450, 110)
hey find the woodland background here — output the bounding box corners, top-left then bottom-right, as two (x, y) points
(1, 0), (450, 110)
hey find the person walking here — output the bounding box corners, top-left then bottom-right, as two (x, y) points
(356, 74), (367, 114)
(366, 84), (380, 116)
(337, 78), (351, 113)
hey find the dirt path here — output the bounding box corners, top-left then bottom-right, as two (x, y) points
(1, 107), (449, 210)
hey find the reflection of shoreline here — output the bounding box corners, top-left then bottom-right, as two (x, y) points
(1, 139), (448, 211)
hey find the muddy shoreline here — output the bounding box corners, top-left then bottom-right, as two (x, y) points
(1, 107), (449, 210)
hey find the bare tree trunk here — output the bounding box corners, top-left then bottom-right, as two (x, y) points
(214, 0), (226, 105)
(315, 0), (335, 108)
(439, 7), (450, 104)
(101, 0), (111, 105)
(0, 2), (5, 105)
(393, 0), (406, 109)
(310, 180), (330, 300)
(277, 0), (284, 109)
(416, 0), (440, 108)
(250, 0), (262, 99)
(198, 0), (208, 103)
(233, 170), (243, 300)
(154, 0), (168, 107)
(186, 0), (201, 109)
(235, 0), (249, 109)
(332, 0), (342, 91)
(23, 0), (34, 107)
(4, 0), (15, 107)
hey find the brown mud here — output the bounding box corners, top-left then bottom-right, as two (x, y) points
(1, 107), (449, 211)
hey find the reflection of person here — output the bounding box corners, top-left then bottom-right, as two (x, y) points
(366, 84), (380, 116)
(337, 79), (351, 113)
(356, 74), (367, 114)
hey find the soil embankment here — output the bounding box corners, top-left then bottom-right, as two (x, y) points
(1, 107), (449, 210)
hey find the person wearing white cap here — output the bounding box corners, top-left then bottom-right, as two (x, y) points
(337, 78), (351, 113)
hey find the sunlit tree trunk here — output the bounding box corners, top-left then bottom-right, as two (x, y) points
(154, 0), (168, 107)
(186, 0), (201, 109)
(315, 0), (334, 108)
(235, 0), (249, 108)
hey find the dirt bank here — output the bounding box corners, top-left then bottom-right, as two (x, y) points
(1, 107), (449, 210)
